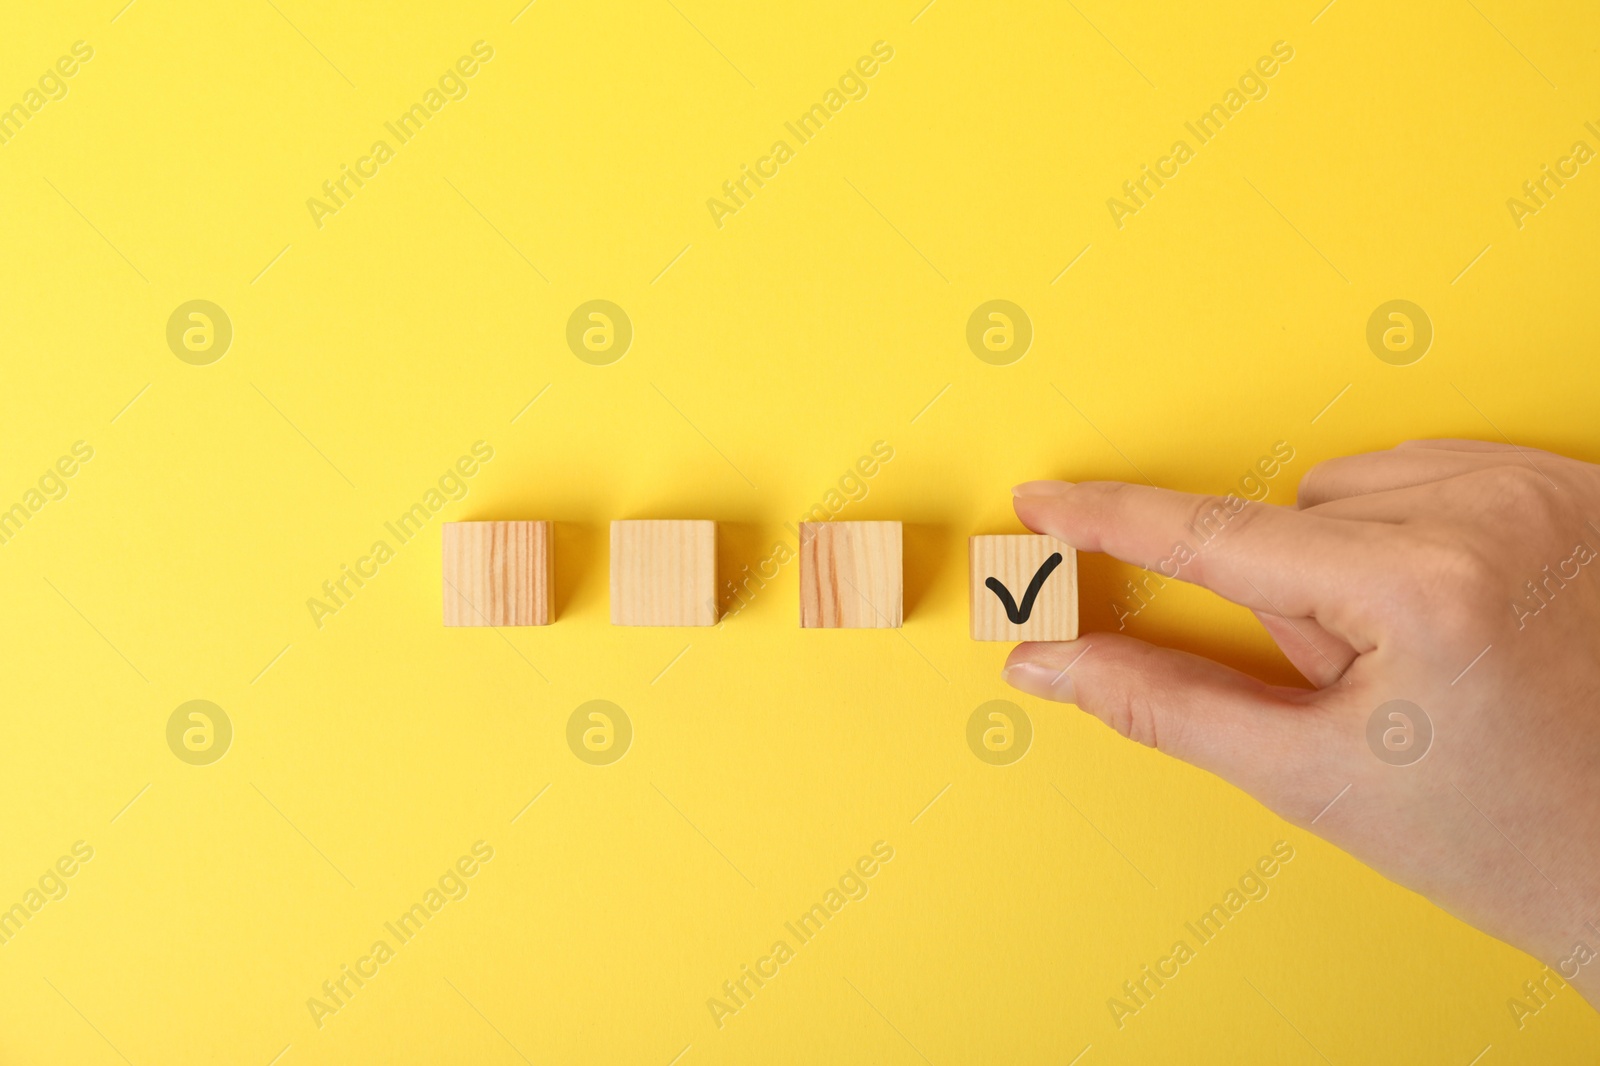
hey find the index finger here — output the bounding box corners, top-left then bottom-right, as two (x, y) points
(1012, 480), (1394, 636)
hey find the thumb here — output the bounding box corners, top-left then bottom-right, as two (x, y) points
(1003, 633), (1334, 806)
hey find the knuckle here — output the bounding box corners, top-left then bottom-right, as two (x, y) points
(1081, 642), (1167, 750)
(1094, 479), (1137, 513)
(1456, 464), (1580, 567)
(1182, 492), (1247, 542)
(1295, 459), (1345, 507)
(1096, 687), (1161, 749)
(1166, 493), (1261, 587)
(1434, 541), (1501, 594)
(1481, 464), (1561, 522)
(1390, 539), (1502, 635)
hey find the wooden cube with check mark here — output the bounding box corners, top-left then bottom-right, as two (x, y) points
(969, 535), (1078, 641)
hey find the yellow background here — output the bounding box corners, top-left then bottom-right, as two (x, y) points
(3, 0), (1599, 1062)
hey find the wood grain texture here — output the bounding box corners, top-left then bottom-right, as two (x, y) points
(969, 535), (1077, 641)
(798, 521), (903, 628)
(610, 520), (718, 626)
(442, 521), (551, 626)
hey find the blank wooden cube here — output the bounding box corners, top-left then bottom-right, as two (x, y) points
(611, 520), (717, 626)
(799, 521), (902, 628)
(970, 535), (1077, 641)
(443, 521), (551, 626)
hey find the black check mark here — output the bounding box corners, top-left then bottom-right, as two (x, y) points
(985, 552), (1063, 624)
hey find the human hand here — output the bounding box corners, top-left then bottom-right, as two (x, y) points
(1002, 439), (1600, 1005)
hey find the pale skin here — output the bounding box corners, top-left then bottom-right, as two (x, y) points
(1002, 439), (1600, 1006)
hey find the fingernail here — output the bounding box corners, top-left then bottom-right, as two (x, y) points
(1002, 660), (1077, 704)
(1012, 480), (1073, 498)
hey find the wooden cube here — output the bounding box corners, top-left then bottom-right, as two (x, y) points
(799, 521), (902, 628)
(610, 520), (717, 626)
(969, 535), (1077, 641)
(443, 521), (552, 626)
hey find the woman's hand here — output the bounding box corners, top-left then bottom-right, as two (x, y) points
(1003, 439), (1600, 1003)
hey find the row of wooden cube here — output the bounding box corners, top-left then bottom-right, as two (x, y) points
(443, 520), (1078, 641)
